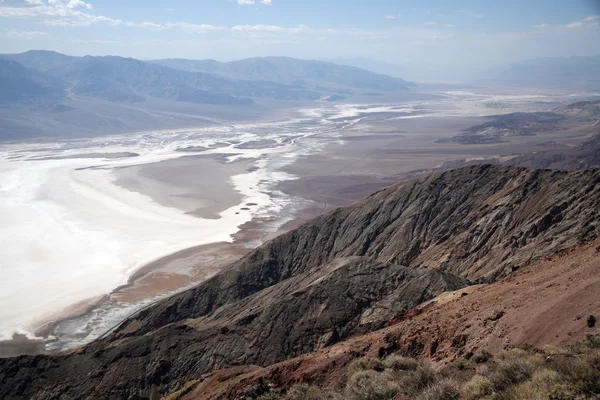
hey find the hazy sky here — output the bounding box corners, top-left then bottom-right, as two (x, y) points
(1, 0), (599, 72)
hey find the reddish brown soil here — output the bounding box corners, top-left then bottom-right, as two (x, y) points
(182, 238), (600, 399)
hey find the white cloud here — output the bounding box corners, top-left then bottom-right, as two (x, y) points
(536, 15), (600, 30)
(385, 14), (400, 20)
(3, 28), (48, 38)
(166, 22), (224, 32)
(237, 0), (272, 5)
(125, 21), (164, 29)
(560, 14), (599, 28)
(0, 0), (121, 26)
(422, 22), (437, 26)
(47, 0), (92, 10)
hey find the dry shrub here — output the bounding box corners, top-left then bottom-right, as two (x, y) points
(416, 378), (460, 400)
(461, 375), (493, 400)
(383, 355), (419, 371)
(470, 350), (492, 364)
(489, 359), (534, 391)
(346, 357), (386, 377)
(554, 353), (600, 394)
(395, 366), (438, 396)
(501, 369), (573, 400)
(344, 370), (399, 400)
(498, 348), (529, 360)
(543, 345), (564, 356)
(286, 383), (343, 400)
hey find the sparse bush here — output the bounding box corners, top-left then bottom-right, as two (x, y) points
(383, 355), (419, 371)
(346, 357), (386, 377)
(396, 366), (438, 396)
(456, 358), (469, 370)
(557, 354), (600, 394)
(416, 378), (460, 400)
(587, 315), (596, 328)
(489, 359), (534, 390)
(256, 393), (279, 400)
(286, 340), (600, 400)
(545, 383), (579, 400)
(344, 370), (399, 400)
(500, 347), (529, 360)
(543, 345), (564, 356)
(461, 375), (493, 400)
(586, 333), (600, 348)
(470, 350), (492, 364)
(286, 383), (343, 400)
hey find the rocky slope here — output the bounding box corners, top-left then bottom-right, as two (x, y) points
(181, 237), (600, 399)
(1, 165), (599, 399)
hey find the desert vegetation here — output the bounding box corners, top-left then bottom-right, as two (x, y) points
(248, 334), (600, 400)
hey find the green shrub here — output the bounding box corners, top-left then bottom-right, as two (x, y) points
(396, 366), (438, 396)
(461, 375), (493, 400)
(416, 378), (460, 400)
(558, 354), (600, 394)
(470, 350), (492, 364)
(346, 357), (386, 377)
(286, 383), (343, 400)
(383, 355), (419, 371)
(344, 370), (399, 400)
(586, 333), (600, 349)
(256, 394), (278, 400)
(489, 359), (534, 390)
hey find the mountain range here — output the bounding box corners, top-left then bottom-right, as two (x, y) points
(0, 50), (411, 107)
(489, 55), (600, 89)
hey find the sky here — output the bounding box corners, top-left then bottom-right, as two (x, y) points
(0, 0), (599, 80)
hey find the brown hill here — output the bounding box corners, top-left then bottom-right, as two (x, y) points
(1, 165), (599, 399)
(180, 237), (600, 399)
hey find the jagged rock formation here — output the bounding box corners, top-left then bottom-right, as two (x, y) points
(1, 165), (599, 399)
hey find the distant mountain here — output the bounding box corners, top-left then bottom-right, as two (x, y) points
(0, 51), (420, 140)
(0, 59), (66, 106)
(440, 100), (600, 144)
(0, 50), (76, 75)
(0, 51), (412, 108)
(151, 56), (410, 91)
(488, 55), (600, 89)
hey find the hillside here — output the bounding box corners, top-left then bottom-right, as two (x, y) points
(151, 56), (410, 91)
(183, 237), (600, 399)
(441, 100), (600, 144)
(486, 55), (600, 90)
(0, 59), (66, 107)
(0, 51), (411, 106)
(1, 164), (599, 399)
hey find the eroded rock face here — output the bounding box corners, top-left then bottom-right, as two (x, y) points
(1, 165), (599, 399)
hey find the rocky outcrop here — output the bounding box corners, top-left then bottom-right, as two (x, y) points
(1, 165), (599, 399)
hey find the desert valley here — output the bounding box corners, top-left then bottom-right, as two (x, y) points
(1, 1), (600, 398)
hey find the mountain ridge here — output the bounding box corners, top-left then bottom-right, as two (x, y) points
(0, 51), (411, 107)
(1, 164), (599, 399)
